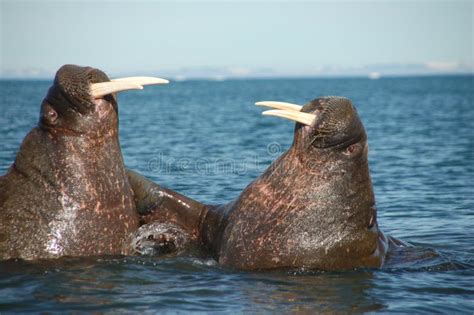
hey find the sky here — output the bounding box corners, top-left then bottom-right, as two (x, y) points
(0, 0), (472, 78)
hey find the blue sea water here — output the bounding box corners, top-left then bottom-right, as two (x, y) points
(0, 76), (473, 313)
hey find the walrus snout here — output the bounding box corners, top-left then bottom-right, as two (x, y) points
(256, 97), (366, 149)
(39, 65), (169, 135)
(53, 65), (168, 108)
(255, 97), (358, 129)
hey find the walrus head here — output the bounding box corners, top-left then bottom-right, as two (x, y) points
(39, 64), (168, 138)
(216, 97), (388, 270)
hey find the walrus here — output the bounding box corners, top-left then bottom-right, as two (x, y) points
(0, 65), (170, 260)
(128, 96), (393, 270)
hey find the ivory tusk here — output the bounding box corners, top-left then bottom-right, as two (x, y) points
(262, 109), (316, 126)
(255, 101), (303, 112)
(90, 82), (143, 98)
(111, 76), (169, 85)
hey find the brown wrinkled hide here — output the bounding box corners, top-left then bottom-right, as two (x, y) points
(200, 97), (388, 270)
(127, 170), (207, 242)
(0, 65), (138, 260)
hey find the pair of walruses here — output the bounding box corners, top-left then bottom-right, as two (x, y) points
(0, 64), (393, 270)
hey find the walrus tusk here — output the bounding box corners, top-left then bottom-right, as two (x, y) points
(90, 76), (169, 98)
(255, 101), (303, 112)
(90, 82), (143, 98)
(262, 109), (316, 126)
(111, 76), (170, 85)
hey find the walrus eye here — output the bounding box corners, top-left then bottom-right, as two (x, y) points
(343, 143), (357, 155)
(46, 108), (58, 124)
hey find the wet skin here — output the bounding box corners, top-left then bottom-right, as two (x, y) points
(0, 65), (140, 259)
(132, 97), (392, 270)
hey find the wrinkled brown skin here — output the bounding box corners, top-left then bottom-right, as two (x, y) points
(132, 97), (391, 271)
(127, 169), (207, 242)
(0, 65), (139, 260)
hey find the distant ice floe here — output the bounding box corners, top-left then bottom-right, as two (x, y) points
(424, 61), (459, 72)
(368, 72), (381, 80)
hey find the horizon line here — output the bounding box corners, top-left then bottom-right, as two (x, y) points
(1, 72), (473, 82)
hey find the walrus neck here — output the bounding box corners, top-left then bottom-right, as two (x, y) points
(41, 124), (119, 145)
(56, 130), (119, 150)
(260, 148), (322, 186)
(198, 149), (313, 256)
(13, 127), (124, 190)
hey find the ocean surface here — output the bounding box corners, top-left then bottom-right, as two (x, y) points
(1, 76), (473, 313)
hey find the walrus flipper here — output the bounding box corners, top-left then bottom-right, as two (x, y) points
(126, 170), (207, 256)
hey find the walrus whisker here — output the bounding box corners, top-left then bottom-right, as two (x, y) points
(262, 109), (316, 126)
(310, 132), (326, 146)
(90, 81), (143, 98)
(111, 76), (170, 86)
(255, 101), (303, 112)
